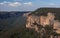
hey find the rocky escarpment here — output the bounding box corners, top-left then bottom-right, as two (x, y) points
(26, 12), (60, 38)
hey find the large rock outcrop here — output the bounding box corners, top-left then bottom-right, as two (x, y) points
(26, 12), (60, 34)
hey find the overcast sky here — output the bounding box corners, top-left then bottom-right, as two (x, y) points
(0, 0), (60, 11)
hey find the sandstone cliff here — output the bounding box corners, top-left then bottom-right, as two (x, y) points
(26, 12), (60, 34)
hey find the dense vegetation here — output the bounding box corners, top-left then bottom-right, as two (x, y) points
(0, 25), (39, 38)
(0, 12), (28, 38)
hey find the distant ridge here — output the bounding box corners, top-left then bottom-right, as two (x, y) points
(0, 11), (30, 19)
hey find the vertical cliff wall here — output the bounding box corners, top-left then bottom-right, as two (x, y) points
(26, 12), (60, 33)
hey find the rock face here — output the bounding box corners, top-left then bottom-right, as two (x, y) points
(26, 12), (60, 34)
